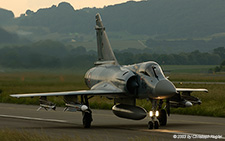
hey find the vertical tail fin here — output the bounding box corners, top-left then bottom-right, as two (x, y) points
(95, 13), (118, 65)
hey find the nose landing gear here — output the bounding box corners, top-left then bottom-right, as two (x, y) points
(148, 99), (167, 129)
(148, 110), (160, 129)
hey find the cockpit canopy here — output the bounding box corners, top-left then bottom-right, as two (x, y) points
(139, 61), (165, 79)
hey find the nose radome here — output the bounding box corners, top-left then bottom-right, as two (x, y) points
(155, 80), (176, 98)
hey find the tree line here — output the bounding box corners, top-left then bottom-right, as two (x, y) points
(0, 40), (224, 70)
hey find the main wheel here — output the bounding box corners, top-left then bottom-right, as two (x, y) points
(82, 111), (92, 128)
(148, 121), (153, 129)
(157, 109), (167, 126)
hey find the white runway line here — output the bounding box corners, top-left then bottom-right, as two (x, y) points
(0, 114), (68, 123)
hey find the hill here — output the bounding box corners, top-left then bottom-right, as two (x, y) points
(1, 0), (225, 53)
(0, 8), (14, 25)
(0, 27), (19, 43)
(12, 0), (225, 39)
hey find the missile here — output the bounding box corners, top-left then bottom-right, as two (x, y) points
(170, 100), (193, 108)
(64, 104), (88, 112)
(184, 101), (193, 107)
(37, 104), (56, 111)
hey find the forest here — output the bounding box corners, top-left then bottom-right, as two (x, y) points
(0, 40), (224, 69)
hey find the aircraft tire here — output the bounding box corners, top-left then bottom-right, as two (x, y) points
(157, 109), (167, 126)
(82, 111), (92, 128)
(154, 121), (159, 129)
(148, 121), (153, 129)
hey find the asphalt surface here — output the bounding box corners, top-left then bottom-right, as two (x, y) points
(0, 103), (224, 140)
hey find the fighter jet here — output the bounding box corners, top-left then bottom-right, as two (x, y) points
(11, 13), (208, 129)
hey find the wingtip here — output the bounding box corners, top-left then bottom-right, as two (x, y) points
(10, 95), (20, 98)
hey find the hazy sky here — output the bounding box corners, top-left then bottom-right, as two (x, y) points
(0, 0), (141, 17)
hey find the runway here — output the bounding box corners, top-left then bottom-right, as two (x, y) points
(0, 103), (224, 140)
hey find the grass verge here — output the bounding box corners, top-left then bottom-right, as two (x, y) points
(0, 71), (224, 117)
(0, 129), (53, 141)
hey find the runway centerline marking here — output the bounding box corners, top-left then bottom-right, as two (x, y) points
(0, 114), (68, 123)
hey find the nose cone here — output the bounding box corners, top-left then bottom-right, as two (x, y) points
(155, 80), (176, 98)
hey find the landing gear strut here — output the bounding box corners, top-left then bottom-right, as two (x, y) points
(81, 95), (93, 128)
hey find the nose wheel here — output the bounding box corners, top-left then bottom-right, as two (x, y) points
(148, 120), (159, 129)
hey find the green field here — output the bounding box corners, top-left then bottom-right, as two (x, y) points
(0, 68), (224, 117)
(0, 129), (54, 141)
(162, 65), (217, 74)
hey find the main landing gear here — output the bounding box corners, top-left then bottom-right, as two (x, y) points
(64, 95), (93, 128)
(148, 99), (168, 129)
(82, 109), (92, 128)
(81, 95), (93, 128)
(158, 109), (167, 126)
